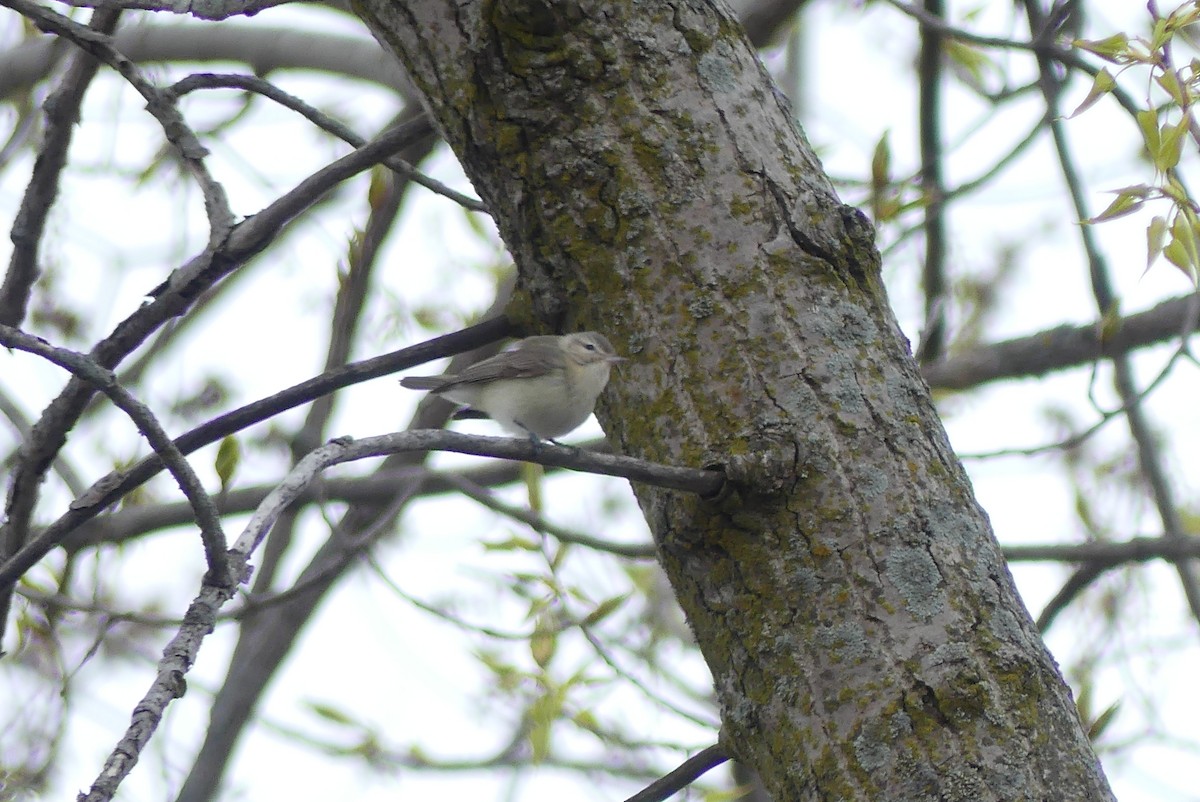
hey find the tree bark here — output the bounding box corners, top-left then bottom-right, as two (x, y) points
(352, 1), (1114, 800)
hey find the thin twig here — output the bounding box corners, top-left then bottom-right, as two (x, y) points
(444, 473), (657, 559)
(1023, 0), (1200, 625)
(0, 382), (87, 497)
(0, 317), (516, 593)
(76, 562), (242, 802)
(1, 0), (235, 242)
(362, 552), (530, 640)
(0, 326), (230, 587)
(915, 0), (948, 364)
(0, 119), (438, 636)
(884, 0), (1143, 118)
(1036, 564), (1104, 633)
(231, 432), (722, 560)
(168, 73), (488, 213)
(0, 6), (121, 327)
(956, 332), (1193, 460)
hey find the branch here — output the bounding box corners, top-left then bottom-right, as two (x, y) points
(914, 0), (948, 364)
(2, 0), (235, 241)
(923, 291), (1200, 390)
(0, 0), (808, 100)
(167, 74), (487, 213)
(76, 556), (245, 802)
(0, 118), (437, 639)
(60, 457), (556, 550)
(623, 743), (729, 802)
(1004, 535), (1200, 565)
(39, 272), (1180, 553)
(251, 104), (431, 593)
(1023, 0), (1200, 626)
(0, 24), (409, 100)
(0, 326), (230, 587)
(51, 0), (293, 21)
(1, 6), (120, 328)
(0, 316), (516, 594)
(75, 428), (720, 799)
(235, 432), (721, 560)
(443, 473), (657, 559)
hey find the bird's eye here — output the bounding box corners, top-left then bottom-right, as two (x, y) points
(583, 343), (596, 351)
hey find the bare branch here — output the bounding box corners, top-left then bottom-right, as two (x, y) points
(623, 743), (729, 802)
(76, 558), (244, 802)
(0, 118), (436, 640)
(0, 316), (516, 595)
(1036, 564), (1104, 634)
(0, 326), (230, 587)
(167, 74), (487, 213)
(1004, 536), (1200, 565)
(1, 0), (235, 242)
(51, 0), (294, 22)
(234, 432), (721, 559)
(1, 6), (121, 328)
(443, 473), (657, 559)
(923, 292), (1200, 390)
(914, 0), (948, 364)
(0, 24), (409, 99)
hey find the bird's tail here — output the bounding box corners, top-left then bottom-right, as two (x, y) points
(399, 376), (447, 391)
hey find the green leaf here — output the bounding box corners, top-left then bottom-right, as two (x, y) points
(581, 594), (629, 627)
(1087, 700), (1121, 741)
(1069, 67), (1116, 118)
(1156, 116), (1189, 171)
(1163, 213), (1200, 283)
(870, 131), (891, 191)
(1150, 16), (1172, 52)
(1086, 188), (1147, 224)
(215, 435), (240, 495)
(482, 535), (541, 551)
(1136, 109), (1161, 160)
(1072, 34), (1130, 63)
(945, 39), (992, 85)
(1173, 211), (1199, 265)
(530, 616), (558, 668)
(522, 461), (544, 513)
(1155, 69), (1185, 106)
(306, 700), (358, 726)
(477, 649), (525, 692)
(366, 165), (389, 211)
(572, 709), (600, 733)
(1147, 215), (1168, 270)
(527, 686), (565, 763)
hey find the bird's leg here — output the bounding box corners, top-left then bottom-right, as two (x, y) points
(514, 421), (575, 453)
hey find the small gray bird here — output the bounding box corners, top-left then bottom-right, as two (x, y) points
(400, 332), (624, 441)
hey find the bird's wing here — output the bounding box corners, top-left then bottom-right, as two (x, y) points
(446, 337), (561, 385)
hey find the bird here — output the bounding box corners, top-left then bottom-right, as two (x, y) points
(400, 332), (624, 442)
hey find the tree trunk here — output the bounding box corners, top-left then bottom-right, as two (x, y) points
(352, 1), (1115, 799)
